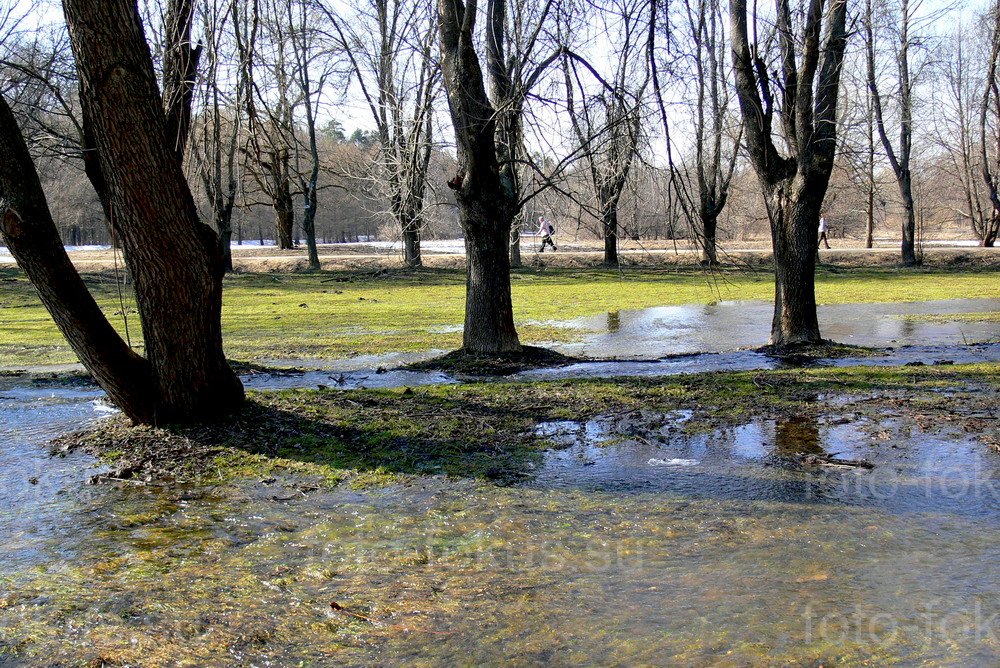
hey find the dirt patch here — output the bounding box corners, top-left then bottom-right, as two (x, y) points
(755, 340), (882, 363)
(406, 345), (578, 375)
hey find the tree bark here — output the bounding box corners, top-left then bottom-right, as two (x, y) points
(0, 94), (156, 422)
(730, 0), (848, 345)
(899, 175), (917, 265)
(464, 211), (521, 352)
(768, 179), (822, 344)
(700, 204), (719, 265)
(272, 165), (295, 249)
(509, 221), (522, 268)
(302, 188), (321, 269)
(63, 0), (243, 423)
(602, 206), (619, 265)
(215, 194), (235, 272)
(438, 0), (521, 354)
(402, 221), (422, 267)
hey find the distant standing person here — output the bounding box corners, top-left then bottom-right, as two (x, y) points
(538, 216), (557, 252)
(818, 213), (831, 249)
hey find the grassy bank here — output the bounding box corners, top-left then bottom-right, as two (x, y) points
(2, 264), (999, 367)
(65, 362), (1000, 488)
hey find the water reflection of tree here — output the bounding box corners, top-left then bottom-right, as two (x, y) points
(607, 311), (621, 333)
(774, 416), (825, 456)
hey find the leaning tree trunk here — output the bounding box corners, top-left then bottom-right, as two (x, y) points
(0, 95), (156, 421)
(63, 0), (244, 423)
(768, 179), (822, 345)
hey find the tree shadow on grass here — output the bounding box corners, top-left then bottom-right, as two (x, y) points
(68, 388), (549, 487)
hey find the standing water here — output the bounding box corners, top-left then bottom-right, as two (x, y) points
(1, 376), (998, 664)
(2, 297), (1000, 664)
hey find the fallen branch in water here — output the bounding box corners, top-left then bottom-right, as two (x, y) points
(799, 454), (874, 470)
(330, 601), (377, 624)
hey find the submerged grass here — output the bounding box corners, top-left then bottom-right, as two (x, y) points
(2, 265), (999, 367)
(7, 362), (1000, 666)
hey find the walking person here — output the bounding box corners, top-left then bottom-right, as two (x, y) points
(538, 216), (557, 252)
(818, 212), (831, 249)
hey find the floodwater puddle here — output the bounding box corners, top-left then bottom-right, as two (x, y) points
(2, 297), (1000, 663)
(2, 388), (998, 664)
(548, 298), (1000, 358)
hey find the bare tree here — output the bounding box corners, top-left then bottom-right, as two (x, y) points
(563, 0), (649, 266)
(438, 0), (520, 354)
(327, 0), (439, 267)
(286, 0), (336, 270)
(937, 20), (997, 245)
(190, 0), (242, 271)
(234, 0), (298, 250)
(865, 0), (945, 265)
(1, 0), (243, 423)
(486, 0), (561, 267)
(730, 0), (849, 345)
(980, 0), (1000, 247)
(662, 0), (741, 265)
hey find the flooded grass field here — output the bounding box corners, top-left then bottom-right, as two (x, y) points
(1, 360), (999, 666)
(2, 295), (1000, 665)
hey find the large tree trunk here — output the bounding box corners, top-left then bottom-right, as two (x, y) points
(402, 220), (422, 267)
(731, 0), (847, 347)
(899, 174), (918, 266)
(700, 201), (719, 265)
(438, 0), (521, 355)
(274, 190), (294, 249)
(63, 0), (243, 423)
(768, 179), (822, 345)
(0, 95), (155, 422)
(602, 205), (619, 265)
(463, 201), (520, 353)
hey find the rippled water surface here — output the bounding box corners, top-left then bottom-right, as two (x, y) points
(1, 378), (999, 665)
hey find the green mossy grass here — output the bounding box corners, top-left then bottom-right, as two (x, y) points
(3, 264), (1000, 367)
